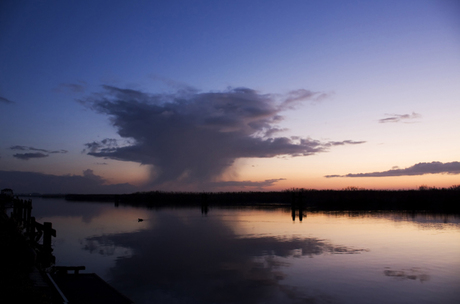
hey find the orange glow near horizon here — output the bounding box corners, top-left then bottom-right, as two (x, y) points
(226, 158), (460, 192)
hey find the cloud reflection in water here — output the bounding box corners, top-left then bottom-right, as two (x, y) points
(384, 267), (430, 282)
(85, 211), (368, 304)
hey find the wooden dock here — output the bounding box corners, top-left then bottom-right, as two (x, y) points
(48, 270), (133, 304)
(1, 192), (133, 304)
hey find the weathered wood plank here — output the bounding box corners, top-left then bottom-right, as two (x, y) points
(49, 273), (133, 304)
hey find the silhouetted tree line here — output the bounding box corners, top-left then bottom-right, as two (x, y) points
(64, 185), (460, 213)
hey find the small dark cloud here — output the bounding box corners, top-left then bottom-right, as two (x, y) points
(82, 169), (105, 183)
(0, 96), (14, 104)
(82, 138), (120, 154)
(324, 140), (366, 146)
(11, 145), (68, 153)
(13, 153), (49, 160)
(263, 127), (288, 138)
(325, 161), (460, 178)
(81, 85), (364, 189)
(211, 178), (286, 189)
(0, 170), (136, 194)
(54, 82), (86, 93)
(379, 112), (421, 123)
(10, 146), (67, 160)
(148, 74), (199, 93)
(10, 145), (28, 151)
(49, 149), (68, 154)
(281, 89), (326, 108)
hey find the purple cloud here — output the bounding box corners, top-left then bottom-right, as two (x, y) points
(13, 152), (49, 160)
(11, 146), (68, 160)
(82, 85), (365, 189)
(379, 112), (421, 123)
(0, 170), (136, 194)
(210, 178), (286, 189)
(325, 161), (460, 178)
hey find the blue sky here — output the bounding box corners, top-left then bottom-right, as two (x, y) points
(1, 0), (459, 193)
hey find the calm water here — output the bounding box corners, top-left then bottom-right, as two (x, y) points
(30, 197), (460, 304)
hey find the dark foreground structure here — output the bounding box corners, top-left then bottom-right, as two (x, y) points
(49, 267), (132, 304)
(1, 192), (133, 304)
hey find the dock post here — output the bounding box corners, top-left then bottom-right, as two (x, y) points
(29, 216), (36, 241)
(43, 222), (57, 267)
(18, 199), (24, 226)
(24, 200), (32, 235)
(43, 222), (56, 251)
(12, 199), (19, 223)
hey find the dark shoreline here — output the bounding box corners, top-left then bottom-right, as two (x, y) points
(57, 189), (460, 213)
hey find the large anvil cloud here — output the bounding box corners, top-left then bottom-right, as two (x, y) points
(82, 86), (364, 188)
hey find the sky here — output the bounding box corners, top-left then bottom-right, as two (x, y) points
(1, 0), (459, 194)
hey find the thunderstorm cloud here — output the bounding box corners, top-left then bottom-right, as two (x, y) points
(82, 86), (365, 189)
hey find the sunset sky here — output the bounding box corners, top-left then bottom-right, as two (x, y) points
(1, 0), (459, 194)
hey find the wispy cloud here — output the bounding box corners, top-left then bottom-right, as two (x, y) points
(379, 112), (421, 123)
(82, 138), (121, 154)
(0, 96), (14, 104)
(11, 146), (68, 160)
(210, 178), (286, 189)
(13, 152), (49, 160)
(324, 140), (366, 147)
(82, 85), (365, 189)
(325, 161), (460, 178)
(280, 89), (329, 108)
(54, 82), (87, 93)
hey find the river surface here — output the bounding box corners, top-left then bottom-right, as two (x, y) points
(29, 197), (460, 304)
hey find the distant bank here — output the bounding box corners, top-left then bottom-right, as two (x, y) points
(53, 188), (460, 213)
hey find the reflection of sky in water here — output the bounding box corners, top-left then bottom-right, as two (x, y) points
(31, 198), (460, 304)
